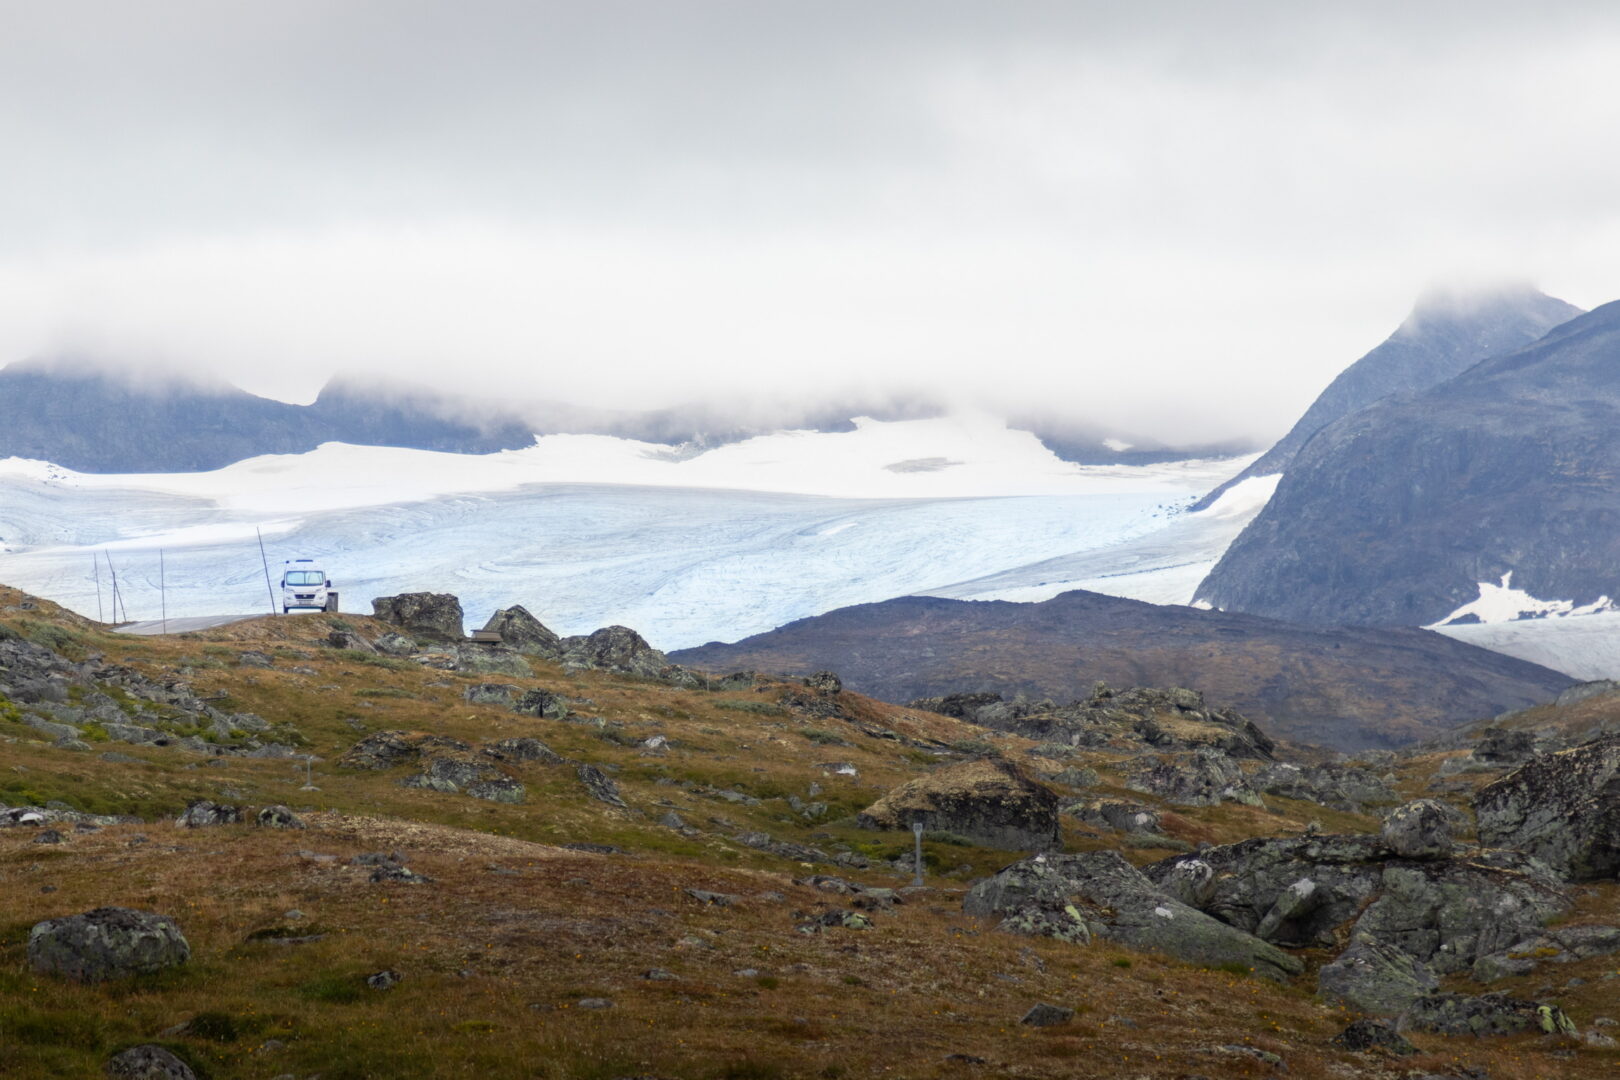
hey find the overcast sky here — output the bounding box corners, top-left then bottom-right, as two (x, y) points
(4, 1), (1620, 444)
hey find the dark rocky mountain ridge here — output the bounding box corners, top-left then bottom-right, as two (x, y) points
(1192, 285), (1581, 510)
(669, 589), (1573, 750)
(1196, 297), (1620, 627)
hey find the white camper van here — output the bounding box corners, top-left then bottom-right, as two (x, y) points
(281, 559), (337, 613)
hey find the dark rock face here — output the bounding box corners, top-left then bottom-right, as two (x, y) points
(577, 764), (627, 808)
(1193, 286), (1580, 511)
(1398, 992), (1577, 1037)
(175, 800), (241, 828)
(670, 592), (1571, 751)
(1020, 1003), (1074, 1027)
(857, 758), (1061, 851)
(1381, 800), (1455, 859)
(963, 851), (1304, 981)
(371, 593), (465, 643)
(480, 606), (562, 657)
(1318, 937), (1441, 1016)
(1474, 726), (1539, 765)
(560, 626), (671, 678)
(1330, 1018), (1417, 1056)
(1197, 298), (1620, 627)
(104, 1044), (198, 1080)
(1474, 734), (1620, 881)
(28, 907), (190, 982)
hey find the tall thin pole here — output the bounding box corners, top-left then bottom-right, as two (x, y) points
(159, 549), (167, 635)
(106, 551), (126, 623)
(256, 528), (277, 615)
(92, 556), (103, 624)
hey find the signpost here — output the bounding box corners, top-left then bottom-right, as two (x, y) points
(911, 820), (925, 887)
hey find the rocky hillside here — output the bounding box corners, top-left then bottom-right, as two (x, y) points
(2, 583), (1618, 1078)
(1192, 285), (1580, 511)
(1197, 297), (1620, 627)
(671, 590), (1572, 750)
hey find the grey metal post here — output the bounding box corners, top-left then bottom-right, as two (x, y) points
(159, 548), (167, 636)
(912, 820), (925, 887)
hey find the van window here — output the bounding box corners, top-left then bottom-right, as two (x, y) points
(284, 571), (324, 586)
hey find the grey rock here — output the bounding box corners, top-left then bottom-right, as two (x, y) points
(32, 828), (65, 844)
(1126, 749), (1261, 807)
(104, 1044), (197, 1080)
(513, 688), (569, 719)
(448, 645), (532, 678)
(1254, 761), (1397, 812)
(480, 605), (562, 657)
(857, 758), (1061, 851)
(964, 851), (1304, 981)
(255, 805), (305, 829)
(1474, 726), (1539, 765)
(1330, 1018), (1417, 1055)
(576, 997), (614, 1009)
(559, 625), (671, 678)
(372, 632), (418, 657)
(328, 628), (375, 653)
(803, 670), (842, 694)
(371, 592), (465, 642)
(366, 969), (402, 990)
(1020, 1002), (1073, 1027)
(995, 905), (1092, 945)
(481, 737), (562, 764)
(578, 764), (627, 807)
(1382, 800), (1455, 859)
(402, 754), (525, 803)
(1398, 992), (1577, 1037)
(29, 907), (190, 982)
(175, 799), (241, 828)
(1318, 937), (1441, 1016)
(237, 650), (273, 668)
(337, 730), (468, 770)
(464, 683), (521, 706)
(1067, 798), (1161, 834)
(1475, 733), (1620, 881)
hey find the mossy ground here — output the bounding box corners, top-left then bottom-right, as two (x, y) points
(0, 588), (1615, 1078)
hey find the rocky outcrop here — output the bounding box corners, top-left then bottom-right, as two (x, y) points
(857, 758), (1060, 851)
(402, 752), (525, 804)
(964, 851), (1304, 981)
(1398, 992), (1577, 1037)
(464, 683), (521, 706)
(559, 626), (672, 678)
(513, 689), (569, 720)
(175, 800), (241, 828)
(371, 592), (465, 643)
(338, 730), (469, 770)
(1125, 749), (1261, 807)
(1475, 734), (1620, 881)
(480, 605), (562, 657)
(1318, 936), (1440, 1016)
(28, 907), (190, 983)
(1253, 761), (1397, 813)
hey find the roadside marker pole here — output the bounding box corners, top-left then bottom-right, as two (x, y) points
(159, 549), (167, 636)
(256, 528), (277, 615)
(92, 556), (103, 623)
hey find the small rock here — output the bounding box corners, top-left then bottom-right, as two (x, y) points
(803, 671), (842, 694)
(32, 829), (65, 844)
(175, 799), (241, 828)
(1020, 1002), (1074, 1027)
(1331, 1018), (1417, 1055)
(577, 764), (627, 807)
(1382, 799), (1455, 859)
(576, 997), (614, 1009)
(237, 651), (273, 668)
(104, 1044), (197, 1079)
(685, 888), (740, 907)
(255, 805), (305, 829)
(366, 969), (402, 990)
(643, 968), (677, 980)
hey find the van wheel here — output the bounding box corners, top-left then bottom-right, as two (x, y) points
(281, 605), (288, 614)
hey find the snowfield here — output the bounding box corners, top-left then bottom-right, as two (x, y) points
(0, 415), (1261, 650)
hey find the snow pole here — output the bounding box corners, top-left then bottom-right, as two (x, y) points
(105, 551), (127, 623)
(160, 548), (167, 636)
(257, 528), (277, 615)
(93, 555), (103, 623)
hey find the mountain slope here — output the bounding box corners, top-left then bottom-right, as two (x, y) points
(669, 590), (1572, 750)
(1196, 298), (1620, 627)
(1191, 285), (1581, 510)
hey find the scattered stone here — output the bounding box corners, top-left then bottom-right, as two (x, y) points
(371, 592), (465, 642)
(372, 632), (418, 656)
(327, 629), (375, 653)
(175, 799), (241, 828)
(482, 737), (562, 764)
(237, 650), (273, 668)
(1067, 798), (1161, 835)
(685, 889), (740, 906)
(643, 968), (677, 981)
(366, 969), (402, 990)
(1019, 1002), (1074, 1027)
(576, 997), (614, 1009)
(255, 805), (305, 829)
(32, 828), (65, 844)
(1331, 1018), (1417, 1055)
(577, 764), (627, 807)
(1398, 992), (1577, 1037)
(1382, 800), (1455, 859)
(28, 907), (190, 983)
(104, 1044), (197, 1080)
(559, 625), (671, 678)
(857, 757), (1061, 851)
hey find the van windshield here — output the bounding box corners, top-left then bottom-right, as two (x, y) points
(284, 571), (324, 586)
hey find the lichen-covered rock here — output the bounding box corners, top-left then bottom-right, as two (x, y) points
(371, 592), (465, 643)
(577, 764), (627, 807)
(803, 670), (842, 694)
(1381, 800), (1455, 859)
(401, 754), (525, 803)
(104, 1044), (198, 1079)
(464, 683), (521, 706)
(446, 645), (532, 678)
(1330, 1018), (1416, 1055)
(964, 851), (1304, 980)
(1126, 749), (1261, 807)
(858, 758), (1061, 851)
(1066, 798), (1161, 834)
(337, 730), (469, 770)
(1474, 726), (1539, 765)
(255, 805), (304, 829)
(480, 605), (563, 657)
(1472, 923), (1620, 982)
(560, 625), (672, 678)
(175, 799), (241, 828)
(1318, 936), (1440, 1016)
(28, 907), (190, 983)
(372, 632), (418, 657)
(996, 904), (1091, 945)
(482, 737), (562, 764)
(1254, 761), (1397, 812)
(1398, 992), (1577, 1037)
(513, 688), (569, 720)
(327, 628), (375, 653)
(1475, 733), (1620, 881)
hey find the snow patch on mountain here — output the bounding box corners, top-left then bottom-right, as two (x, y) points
(1430, 572), (1617, 627)
(1436, 612), (1620, 680)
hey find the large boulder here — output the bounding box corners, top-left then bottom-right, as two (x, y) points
(1381, 800), (1455, 859)
(371, 592), (465, 643)
(1475, 733), (1620, 881)
(28, 907), (190, 983)
(1318, 936), (1440, 1016)
(857, 758), (1061, 851)
(481, 605), (563, 657)
(104, 1045), (198, 1079)
(1126, 749), (1261, 807)
(560, 626), (671, 678)
(964, 851), (1304, 981)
